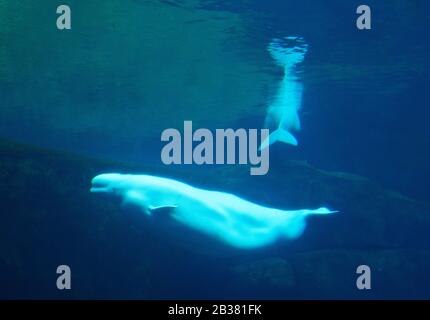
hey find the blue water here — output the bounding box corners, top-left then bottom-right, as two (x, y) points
(0, 0), (429, 299)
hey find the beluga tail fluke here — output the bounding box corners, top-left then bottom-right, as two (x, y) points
(260, 36), (308, 150)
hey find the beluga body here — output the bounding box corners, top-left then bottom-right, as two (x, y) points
(91, 173), (337, 250)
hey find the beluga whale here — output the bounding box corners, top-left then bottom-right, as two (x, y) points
(260, 36), (308, 150)
(91, 173), (337, 250)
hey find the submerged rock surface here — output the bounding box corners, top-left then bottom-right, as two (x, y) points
(0, 139), (429, 299)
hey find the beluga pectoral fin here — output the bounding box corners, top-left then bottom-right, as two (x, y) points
(149, 205), (178, 211)
(148, 205), (178, 216)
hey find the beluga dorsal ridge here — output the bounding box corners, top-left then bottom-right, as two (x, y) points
(260, 36), (308, 150)
(91, 173), (337, 250)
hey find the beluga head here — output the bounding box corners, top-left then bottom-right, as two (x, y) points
(90, 173), (180, 216)
(90, 173), (129, 195)
(91, 173), (179, 196)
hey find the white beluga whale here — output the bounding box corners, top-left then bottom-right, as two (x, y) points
(260, 36), (308, 150)
(91, 173), (337, 250)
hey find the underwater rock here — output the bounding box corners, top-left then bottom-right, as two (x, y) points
(233, 250), (430, 299)
(1, 139), (429, 298)
(202, 161), (430, 252)
(1, 138), (429, 255)
(233, 258), (295, 288)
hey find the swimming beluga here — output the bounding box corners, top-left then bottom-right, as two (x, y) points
(260, 36), (308, 150)
(91, 173), (336, 250)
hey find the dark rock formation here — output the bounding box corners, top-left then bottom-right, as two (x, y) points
(0, 139), (429, 299)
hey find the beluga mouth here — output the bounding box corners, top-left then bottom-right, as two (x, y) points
(90, 182), (110, 193)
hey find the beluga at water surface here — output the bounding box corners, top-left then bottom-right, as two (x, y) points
(260, 36), (308, 150)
